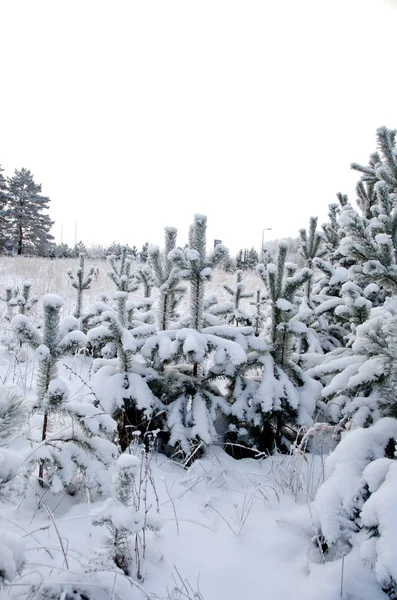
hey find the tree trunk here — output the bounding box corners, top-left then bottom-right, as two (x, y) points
(18, 223), (23, 255)
(38, 412), (48, 487)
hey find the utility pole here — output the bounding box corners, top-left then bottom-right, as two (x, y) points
(261, 228), (272, 262)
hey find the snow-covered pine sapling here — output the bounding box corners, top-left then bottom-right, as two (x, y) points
(0, 386), (28, 587)
(321, 193), (348, 263)
(108, 246), (139, 293)
(67, 252), (95, 318)
(249, 288), (267, 337)
(148, 226), (186, 331)
(311, 417), (397, 598)
(134, 263), (155, 299)
(142, 216), (247, 459)
(92, 450), (160, 580)
(298, 216), (325, 301)
(308, 295), (397, 427)
(218, 270), (254, 327)
(186, 214), (227, 333)
(11, 294), (88, 487)
(227, 242), (319, 454)
(1, 283), (38, 322)
(168, 214), (228, 369)
(131, 263), (156, 323)
(259, 240), (312, 365)
(88, 292), (157, 451)
(352, 126), (397, 210)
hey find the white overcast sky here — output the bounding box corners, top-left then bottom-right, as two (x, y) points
(1, 0), (397, 253)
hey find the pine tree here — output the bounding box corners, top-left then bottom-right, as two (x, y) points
(310, 296), (397, 427)
(67, 253), (95, 319)
(72, 240), (87, 257)
(140, 241), (149, 263)
(227, 241), (319, 454)
(10, 295), (116, 492)
(298, 216), (325, 300)
(141, 215), (247, 458)
(88, 291), (158, 451)
(148, 227), (185, 331)
(6, 168), (54, 256)
(0, 165), (8, 250)
(134, 263), (155, 299)
(0, 386), (27, 586)
(210, 270), (254, 326)
(321, 193), (348, 263)
(108, 247), (138, 293)
(312, 418), (397, 597)
(1, 282), (38, 323)
(92, 451), (160, 580)
(249, 288), (267, 337)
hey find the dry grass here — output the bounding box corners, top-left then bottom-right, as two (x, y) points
(0, 256), (260, 318)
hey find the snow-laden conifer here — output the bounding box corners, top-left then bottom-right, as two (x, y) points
(209, 270), (254, 327)
(11, 295), (117, 493)
(141, 216), (247, 458)
(227, 241), (320, 454)
(88, 292), (158, 451)
(0, 386), (28, 586)
(134, 263), (155, 299)
(5, 168), (54, 256)
(67, 253), (95, 318)
(2, 282), (38, 323)
(92, 449), (161, 579)
(0, 165), (8, 249)
(108, 247), (138, 293)
(298, 216), (325, 300)
(312, 417), (397, 598)
(148, 226), (186, 331)
(308, 296), (397, 427)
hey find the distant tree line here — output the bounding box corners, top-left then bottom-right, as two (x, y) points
(51, 241), (151, 261)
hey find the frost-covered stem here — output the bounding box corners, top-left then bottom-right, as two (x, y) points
(38, 298), (62, 486)
(271, 304), (278, 345)
(68, 253), (94, 318)
(253, 289), (261, 336)
(76, 255), (84, 318)
(142, 449), (150, 560)
(38, 413), (48, 487)
(135, 533), (142, 580)
(191, 276), (204, 331)
(161, 294), (168, 331)
(5, 287), (13, 321)
(280, 328), (287, 368)
(306, 261), (313, 300)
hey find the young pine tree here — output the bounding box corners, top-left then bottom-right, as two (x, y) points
(67, 253), (95, 318)
(298, 216), (325, 301)
(148, 227), (185, 331)
(12, 295), (117, 494)
(228, 241), (320, 454)
(0, 386), (28, 587)
(108, 247), (138, 293)
(142, 215), (247, 458)
(88, 291), (158, 451)
(92, 450), (160, 580)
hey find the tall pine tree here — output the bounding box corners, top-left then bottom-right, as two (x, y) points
(6, 168), (54, 256)
(0, 165), (8, 251)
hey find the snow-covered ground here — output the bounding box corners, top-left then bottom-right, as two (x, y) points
(0, 439), (386, 600)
